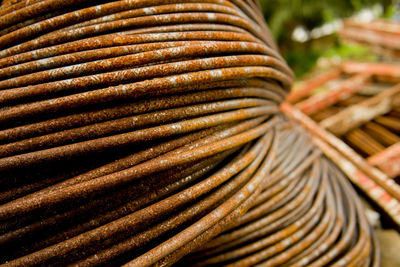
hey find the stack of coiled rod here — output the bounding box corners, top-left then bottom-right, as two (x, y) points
(0, 0), (378, 266)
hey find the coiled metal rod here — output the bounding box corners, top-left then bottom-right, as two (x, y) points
(0, 1), (377, 266)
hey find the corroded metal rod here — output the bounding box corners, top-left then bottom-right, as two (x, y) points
(0, 1), (377, 266)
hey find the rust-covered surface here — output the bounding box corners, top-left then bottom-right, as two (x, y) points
(339, 19), (400, 59)
(282, 102), (400, 226)
(285, 61), (400, 225)
(0, 1), (377, 266)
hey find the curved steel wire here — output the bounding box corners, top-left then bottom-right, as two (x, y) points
(0, 1), (377, 266)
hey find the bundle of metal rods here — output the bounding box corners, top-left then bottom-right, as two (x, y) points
(182, 154), (379, 267)
(0, 0), (378, 266)
(339, 19), (400, 59)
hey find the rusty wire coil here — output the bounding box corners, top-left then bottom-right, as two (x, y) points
(0, 0), (377, 266)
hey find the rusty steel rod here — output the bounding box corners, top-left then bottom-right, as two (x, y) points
(0, 1), (377, 266)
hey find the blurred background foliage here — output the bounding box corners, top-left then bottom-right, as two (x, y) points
(258, 0), (397, 77)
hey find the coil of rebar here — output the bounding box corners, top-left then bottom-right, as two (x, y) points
(0, 0), (378, 266)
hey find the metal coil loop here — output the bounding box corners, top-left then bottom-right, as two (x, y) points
(0, 1), (377, 266)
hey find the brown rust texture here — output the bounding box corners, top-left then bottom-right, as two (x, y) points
(339, 19), (400, 59)
(0, 1), (377, 266)
(287, 62), (400, 207)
